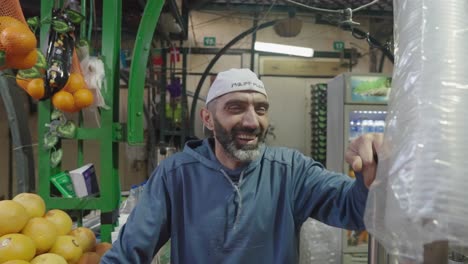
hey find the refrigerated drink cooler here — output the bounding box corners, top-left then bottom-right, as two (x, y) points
(326, 73), (391, 264)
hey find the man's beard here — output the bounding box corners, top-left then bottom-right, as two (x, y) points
(213, 117), (265, 162)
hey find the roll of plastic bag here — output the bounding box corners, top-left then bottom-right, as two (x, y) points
(299, 219), (340, 264)
(364, 0), (468, 261)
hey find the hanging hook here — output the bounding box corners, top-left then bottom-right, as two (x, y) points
(339, 8), (361, 27)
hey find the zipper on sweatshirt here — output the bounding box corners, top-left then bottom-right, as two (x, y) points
(220, 169), (245, 229)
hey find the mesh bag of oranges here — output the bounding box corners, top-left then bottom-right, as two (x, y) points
(0, 0), (38, 71)
(45, 7), (92, 112)
(0, 0), (46, 100)
(51, 51), (94, 113)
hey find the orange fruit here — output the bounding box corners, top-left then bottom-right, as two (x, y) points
(44, 209), (73, 236)
(13, 192), (46, 218)
(63, 73), (86, 93)
(0, 16), (24, 34)
(16, 77), (31, 90)
(25, 78), (45, 100)
(49, 235), (83, 264)
(0, 24), (37, 55)
(21, 217), (58, 254)
(73, 88), (94, 109)
(0, 233), (36, 263)
(52, 90), (77, 113)
(77, 252), (100, 264)
(94, 242), (112, 257)
(31, 253), (68, 264)
(6, 49), (38, 69)
(0, 200), (29, 236)
(69, 227), (96, 253)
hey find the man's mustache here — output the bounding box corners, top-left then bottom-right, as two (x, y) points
(231, 126), (262, 136)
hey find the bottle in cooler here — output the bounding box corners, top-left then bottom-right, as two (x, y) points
(349, 120), (356, 139)
(355, 120), (363, 136)
(375, 120), (385, 133)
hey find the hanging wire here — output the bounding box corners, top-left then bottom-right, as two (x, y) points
(236, 0), (277, 48)
(283, 0), (379, 13)
(346, 26), (394, 63)
(282, 0), (342, 13)
(353, 0), (380, 12)
(283, 0), (380, 26)
(283, 0), (392, 62)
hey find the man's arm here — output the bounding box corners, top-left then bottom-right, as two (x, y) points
(101, 166), (171, 264)
(292, 156), (368, 230)
(293, 133), (382, 229)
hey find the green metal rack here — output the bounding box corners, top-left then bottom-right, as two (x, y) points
(127, 0), (165, 145)
(37, 0), (164, 242)
(127, 0), (189, 150)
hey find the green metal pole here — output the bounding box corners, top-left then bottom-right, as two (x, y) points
(99, 0), (122, 242)
(127, 0), (165, 145)
(87, 0), (94, 42)
(77, 112), (84, 167)
(80, 0), (87, 40)
(38, 0), (55, 201)
(78, 0), (86, 166)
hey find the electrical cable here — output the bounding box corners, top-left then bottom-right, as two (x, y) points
(236, 0), (277, 52)
(283, 0), (342, 13)
(353, 0), (380, 12)
(283, 0), (379, 13)
(284, 0), (380, 26)
(284, 0), (392, 63)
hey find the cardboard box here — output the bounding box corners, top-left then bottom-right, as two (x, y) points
(69, 163), (100, 198)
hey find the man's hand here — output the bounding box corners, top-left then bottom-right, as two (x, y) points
(345, 133), (384, 188)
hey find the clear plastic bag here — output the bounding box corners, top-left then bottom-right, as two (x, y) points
(364, 0), (468, 261)
(299, 219), (340, 264)
(119, 185), (139, 215)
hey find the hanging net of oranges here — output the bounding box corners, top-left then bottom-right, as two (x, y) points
(44, 7), (94, 112)
(0, 0), (39, 71)
(1, 0), (93, 111)
(51, 50), (94, 113)
(0, 0), (44, 100)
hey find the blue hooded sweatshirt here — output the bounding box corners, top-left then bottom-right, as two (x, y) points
(101, 138), (368, 264)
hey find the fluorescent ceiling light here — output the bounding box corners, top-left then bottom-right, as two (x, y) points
(254, 41), (314, 57)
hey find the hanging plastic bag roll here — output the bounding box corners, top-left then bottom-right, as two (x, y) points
(364, 0), (468, 261)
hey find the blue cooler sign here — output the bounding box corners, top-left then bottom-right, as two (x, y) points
(350, 76), (391, 103)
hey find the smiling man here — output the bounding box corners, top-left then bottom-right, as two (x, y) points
(202, 69), (270, 169)
(102, 68), (382, 264)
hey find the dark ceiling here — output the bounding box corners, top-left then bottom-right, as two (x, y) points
(18, 0), (392, 36)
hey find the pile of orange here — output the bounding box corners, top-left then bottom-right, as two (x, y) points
(52, 73), (94, 113)
(0, 16), (37, 70)
(0, 192), (111, 263)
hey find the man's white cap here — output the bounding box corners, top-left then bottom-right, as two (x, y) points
(206, 68), (267, 105)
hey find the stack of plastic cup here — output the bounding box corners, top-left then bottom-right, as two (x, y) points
(365, 0), (468, 261)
